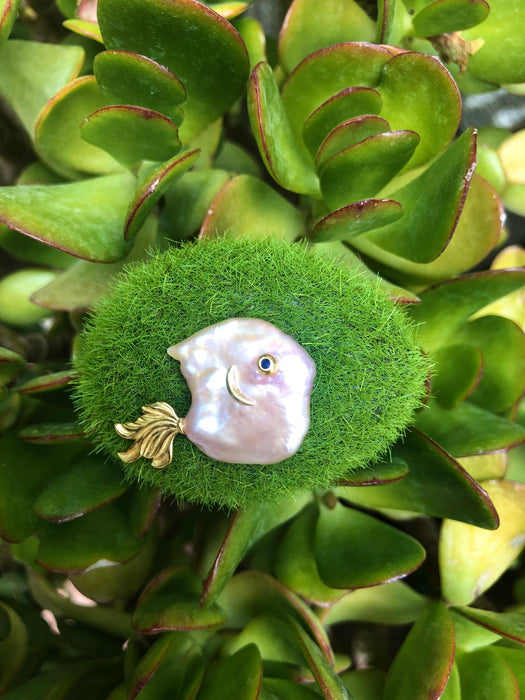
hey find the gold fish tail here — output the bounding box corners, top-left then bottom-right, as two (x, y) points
(115, 402), (185, 469)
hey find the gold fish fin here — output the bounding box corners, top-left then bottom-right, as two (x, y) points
(115, 402), (185, 469)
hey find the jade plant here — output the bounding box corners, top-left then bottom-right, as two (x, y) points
(1, 0), (525, 698)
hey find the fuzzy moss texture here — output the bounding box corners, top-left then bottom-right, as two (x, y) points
(74, 237), (427, 509)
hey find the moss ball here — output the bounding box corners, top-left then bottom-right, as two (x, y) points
(74, 237), (427, 509)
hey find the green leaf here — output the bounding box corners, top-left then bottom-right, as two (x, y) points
(302, 87), (383, 158)
(415, 399), (525, 457)
(127, 485), (161, 539)
(199, 173), (305, 240)
(409, 269), (525, 352)
(281, 43), (392, 144)
(35, 76), (123, 177)
(463, 0), (525, 84)
(496, 648), (525, 695)
(0, 39), (84, 135)
(432, 344), (483, 408)
(197, 644), (262, 700)
(124, 149), (200, 240)
(453, 607), (525, 646)
(94, 50), (186, 123)
(322, 581), (429, 626)
(340, 669), (385, 700)
(0, 0), (20, 44)
(356, 128), (476, 263)
(0, 434), (82, 542)
(18, 422), (84, 444)
(132, 566), (225, 634)
(97, 0), (249, 141)
(457, 452), (508, 482)
(319, 130), (419, 208)
(63, 19), (104, 43)
(234, 17), (266, 70)
(0, 223), (74, 270)
(314, 501), (425, 588)
(339, 457), (409, 485)
(278, 0), (375, 75)
(275, 504), (343, 605)
(227, 614), (306, 666)
(412, 0), (489, 37)
(201, 495), (310, 606)
(126, 633), (180, 699)
(80, 105), (181, 169)
(315, 115), (390, 169)
(453, 316), (525, 413)
(0, 602), (27, 694)
(440, 480), (525, 605)
(456, 647), (519, 699)
(35, 500), (145, 573)
(337, 430), (498, 528)
(451, 609), (502, 652)
(0, 173), (136, 262)
(160, 169), (231, 239)
(0, 269), (57, 327)
(0, 347), (24, 390)
(33, 455), (127, 522)
(18, 370), (74, 394)
(262, 678), (322, 700)
(383, 603), (455, 700)
(247, 62), (319, 195)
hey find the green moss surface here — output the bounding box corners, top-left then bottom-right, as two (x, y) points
(74, 237), (427, 509)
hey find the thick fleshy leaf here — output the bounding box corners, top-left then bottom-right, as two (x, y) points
(33, 456), (126, 522)
(0, 602), (27, 694)
(340, 669), (385, 700)
(160, 169), (231, 239)
(210, 2), (249, 20)
(499, 130), (525, 185)
(457, 452), (508, 482)
(0, 224), (74, 270)
(0, 0), (20, 44)
(440, 480), (525, 605)
(35, 500), (145, 573)
(274, 504), (343, 605)
(124, 149), (200, 240)
(31, 221), (157, 310)
(97, 0), (249, 141)
(412, 0), (489, 37)
(18, 421), (84, 444)
(474, 246), (525, 329)
(453, 607), (525, 646)
(0, 269), (57, 327)
(314, 501), (425, 588)
(319, 130), (419, 208)
(18, 370), (74, 394)
(133, 566), (225, 634)
(454, 315), (525, 413)
(302, 87), (383, 157)
(322, 581), (429, 626)
(0, 347), (24, 390)
(433, 344), (483, 408)
(281, 43), (392, 143)
(337, 429), (498, 528)
(355, 128), (476, 263)
(201, 494), (310, 605)
(227, 614), (306, 666)
(496, 648), (525, 693)
(463, 0), (525, 84)
(94, 50), (186, 123)
(262, 678), (321, 700)
(0, 173), (136, 262)
(415, 399), (525, 457)
(63, 18), (103, 43)
(383, 603), (455, 700)
(127, 485), (161, 539)
(315, 115), (390, 169)
(354, 172), (503, 287)
(451, 609), (502, 652)
(197, 644), (262, 700)
(234, 17), (266, 69)
(0, 39), (84, 135)
(247, 62), (318, 195)
(80, 105), (181, 168)
(0, 434), (82, 542)
(278, 0), (375, 75)
(126, 633), (180, 700)
(35, 76), (123, 177)
(199, 173), (305, 241)
(457, 647), (519, 700)
(409, 269), (525, 352)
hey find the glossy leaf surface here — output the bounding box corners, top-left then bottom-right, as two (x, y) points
(432, 344), (483, 408)
(315, 115), (390, 168)
(0, 173), (136, 262)
(97, 0), (249, 141)
(0, 269), (56, 326)
(454, 607), (525, 645)
(197, 644), (262, 700)
(17, 370), (74, 394)
(0, 0), (20, 45)
(314, 501), (425, 588)
(412, 0), (489, 37)
(0, 602), (27, 694)
(440, 480), (525, 604)
(457, 647), (519, 700)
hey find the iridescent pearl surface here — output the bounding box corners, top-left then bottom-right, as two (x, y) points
(167, 318), (316, 464)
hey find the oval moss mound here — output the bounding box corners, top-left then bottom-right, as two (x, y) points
(74, 237), (427, 509)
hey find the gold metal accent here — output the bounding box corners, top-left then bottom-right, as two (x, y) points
(226, 365), (256, 406)
(257, 354), (278, 375)
(115, 402), (185, 469)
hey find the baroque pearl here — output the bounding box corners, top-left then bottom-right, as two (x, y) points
(168, 318), (316, 464)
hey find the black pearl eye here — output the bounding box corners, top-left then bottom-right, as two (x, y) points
(257, 354), (277, 375)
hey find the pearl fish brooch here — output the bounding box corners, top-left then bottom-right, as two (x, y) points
(115, 318), (316, 467)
